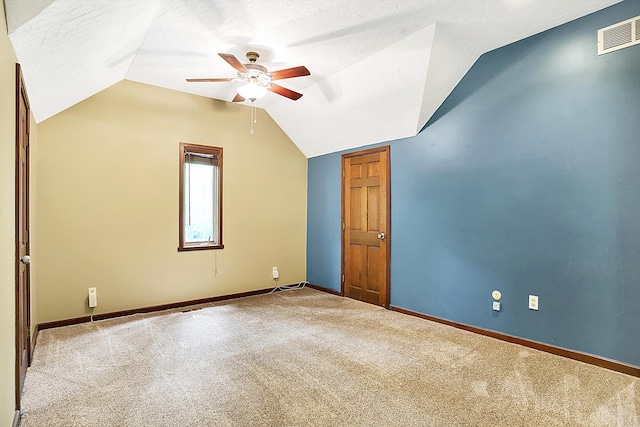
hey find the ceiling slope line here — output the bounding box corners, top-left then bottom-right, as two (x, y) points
(416, 22), (482, 133)
(266, 24), (437, 158)
(5, 0), (55, 35)
(121, 1), (164, 79)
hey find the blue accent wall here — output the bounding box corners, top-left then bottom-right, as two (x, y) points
(307, 0), (640, 367)
(307, 154), (343, 290)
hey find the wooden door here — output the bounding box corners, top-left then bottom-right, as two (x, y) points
(15, 63), (31, 410)
(342, 146), (390, 307)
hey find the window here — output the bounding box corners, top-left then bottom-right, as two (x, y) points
(178, 142), (223, 251)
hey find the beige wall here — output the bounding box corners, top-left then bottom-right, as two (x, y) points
(36, 80), (307, 323)
(1, 2), (39, 423)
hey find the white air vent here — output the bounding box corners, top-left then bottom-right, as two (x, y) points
(598, 15), (640, 55)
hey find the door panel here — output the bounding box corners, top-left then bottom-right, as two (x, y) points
(342, 146), (390, 307)
(367, 246), (381, 291)
(15, 63), (31, 410)
(347, 243), (365, 300)
(350, 187), (362, 230)
(367, 187), (379, 231)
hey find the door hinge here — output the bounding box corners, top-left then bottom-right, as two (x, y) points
(342, 170), (345, 178)
(342, 222), (345, 230)
(342, 274), (345, 283)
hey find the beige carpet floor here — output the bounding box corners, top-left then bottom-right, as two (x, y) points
(21, 288), (639, 426)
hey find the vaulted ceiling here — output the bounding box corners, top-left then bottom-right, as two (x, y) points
(6, 0), (621, 157)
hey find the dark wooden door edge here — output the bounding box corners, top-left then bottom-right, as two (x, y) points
(390, 305), (640, 378)
(15, 62), (31, 412)
(306, 283), (343, 296)
(341, 145), (391, 308)
(36, 286), (287, 331)
(12, 410), (20, 427)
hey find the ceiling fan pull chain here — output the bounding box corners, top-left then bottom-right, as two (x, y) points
(250, 100), (255, 134)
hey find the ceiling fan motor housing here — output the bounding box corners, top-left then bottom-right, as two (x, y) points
(239, 62), (270, 87)
(245, 51), (260, 62)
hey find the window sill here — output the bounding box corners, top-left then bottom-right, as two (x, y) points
(178, 244), (224, 252)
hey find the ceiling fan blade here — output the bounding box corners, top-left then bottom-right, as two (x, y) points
(269, 66), (311, 80)
(186, 78), (234, 82)
(268, 84), (303, 101)
(218, 53), (248, 73)
(232, 93), (245, 102)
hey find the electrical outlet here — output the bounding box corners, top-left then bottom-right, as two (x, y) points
(272, 267), (279, 279)
(528, 295), (539, 311)
(492, 301), (501, 311)
(88, 287), (98, 308)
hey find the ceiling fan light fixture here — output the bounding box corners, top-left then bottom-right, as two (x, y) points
(186, 52), (309, 102)
(237, 78), (267, 101)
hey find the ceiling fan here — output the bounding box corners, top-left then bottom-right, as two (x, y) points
(186, 51), (310, 102)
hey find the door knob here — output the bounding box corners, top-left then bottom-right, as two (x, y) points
(20, 255), (30, 265)
(377, 233), (385, 240)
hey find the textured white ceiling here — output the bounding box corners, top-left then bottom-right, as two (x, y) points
(6, 0), (621, 157)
